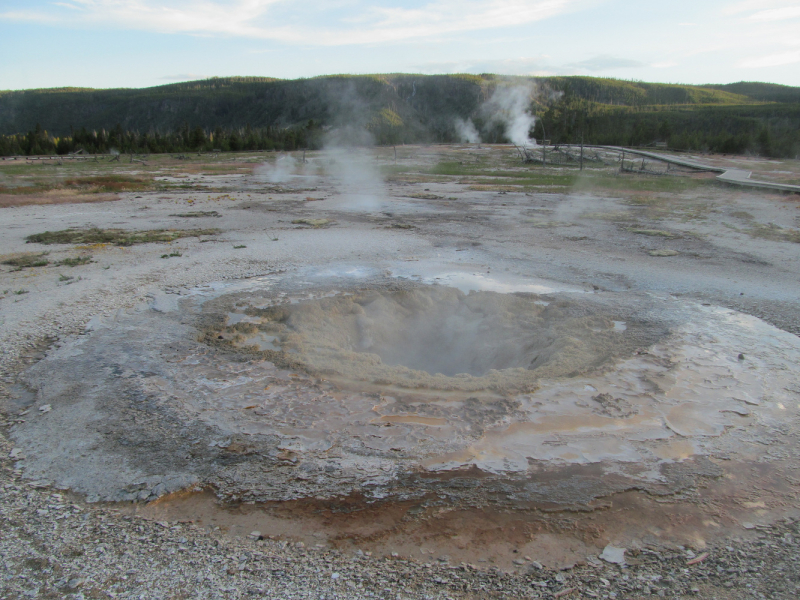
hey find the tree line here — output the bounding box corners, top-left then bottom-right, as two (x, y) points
(0, 121), (324, 156)
(539, 97), (800, 158)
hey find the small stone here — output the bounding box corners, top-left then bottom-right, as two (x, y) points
(9, 448), (23, 459)
(331, 573), (340, 580)
(599, 545), (626, 565)
(530, 561), (543, 569)
(66, 578), (84, 590)
(39, 404), (52, 413)
(513, 559), (526, 565)
(738, 353), (745, 361)
(248, 531), (262, 540)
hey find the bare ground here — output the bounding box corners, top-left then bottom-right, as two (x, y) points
(1, 145), (800, 599)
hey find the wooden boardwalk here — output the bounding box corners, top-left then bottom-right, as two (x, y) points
(592, 146), (800, 194)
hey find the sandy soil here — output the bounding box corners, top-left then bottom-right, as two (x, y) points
(2, 145), (800, 597)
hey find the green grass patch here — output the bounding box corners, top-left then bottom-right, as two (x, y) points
(26, 227), (219, 246)
(55, 255), (93, 266)
(0, 173), (153, 196)
(427, 161), (485, 177)
(748, 223), (800, 243)
(169, 211), (221, 218)
(2, 252), (50, 269)
(626, 228), (680, 238)
(64, 175), (150, 193)
(574, 173), (712, 194)
(425, 160), (714, 194)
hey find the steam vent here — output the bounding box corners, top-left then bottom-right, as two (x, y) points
(14, 263), (800, 563)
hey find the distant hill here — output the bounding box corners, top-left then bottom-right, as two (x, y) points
(704, 82), (800, 104)
(0, 74), (766, 137)
(0, 75), (492, 137)
(1, 75), (798, 157)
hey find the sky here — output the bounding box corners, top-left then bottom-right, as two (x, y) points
(1, 0), (799, 90)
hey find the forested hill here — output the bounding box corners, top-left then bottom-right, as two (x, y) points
(703, 82), (800, 104)
(1, 75), (799, 158)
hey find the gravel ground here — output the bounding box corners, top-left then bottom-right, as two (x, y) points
(3, 436), (800, 600)
(2, 148), (799, 598)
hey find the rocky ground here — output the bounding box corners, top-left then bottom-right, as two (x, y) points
(2, 146), (800, 598)
(3, 436), (800, 599)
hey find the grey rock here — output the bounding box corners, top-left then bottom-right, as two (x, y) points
(599, 545), (626, 565)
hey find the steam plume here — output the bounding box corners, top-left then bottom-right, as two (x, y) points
(484, 83), (538, 147)
(454, 117), (481, 144)
(254, 152), (300, 183)
(324, 127), (385, 212)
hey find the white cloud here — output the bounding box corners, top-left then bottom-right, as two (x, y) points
(722, 0), (799, 16)
(413, 56), (555, 76)
(0, 0), (585, 45)
(748, 6), (800, 21)
(567, 55), (645, 71)
(740, 49), (800, 68)
(160, 73), (207, 81)
(651, 61), (678, 68)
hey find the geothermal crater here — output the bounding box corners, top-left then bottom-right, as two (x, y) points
(14, 270), (800, 516)
(215, 286), (661, 391)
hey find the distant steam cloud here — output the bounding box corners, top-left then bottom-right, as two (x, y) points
(324, 127), (385, 212)
(568, 55), (644, 71)
(320, 83), (388, 212)
(454, 117), (481, 144)
(255, 153), (301, 183)
(483, 83), (538, 147)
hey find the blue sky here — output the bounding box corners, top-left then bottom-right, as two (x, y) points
(1, 0), (799, 90)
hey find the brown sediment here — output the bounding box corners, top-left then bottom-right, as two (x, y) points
(0, 192), (120, 208)
(135, 455), (800, 569)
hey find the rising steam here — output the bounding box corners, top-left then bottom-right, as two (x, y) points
(321, 83), (388, 212)
(254, 152), (301, 183)
(484, 83), (538, 147)
(324, 127), (386, 212)
(454, 117), (481, 144)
